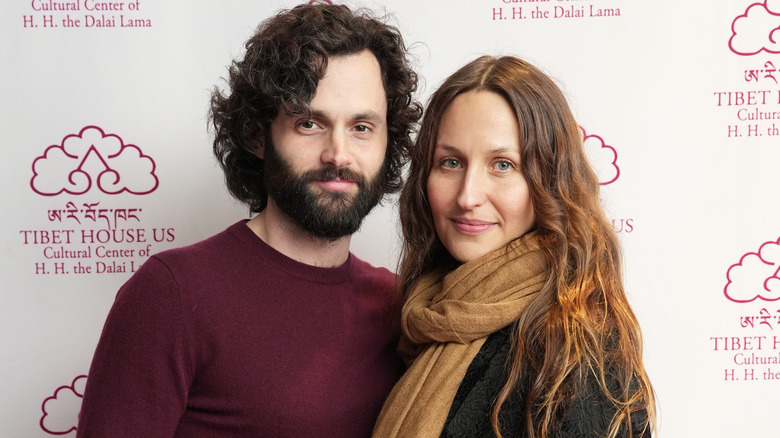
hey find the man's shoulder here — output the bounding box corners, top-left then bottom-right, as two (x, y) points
(348, 254), (397, 289)
(349, 253), (394, 274)
(150, 221), (247, 268)
(120, 221), (253, 299)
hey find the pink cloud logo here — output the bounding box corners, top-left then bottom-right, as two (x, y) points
(725, 237), (780, 303)
(31, 126), (159, 196)
(581, 127), (619, 185)
(729, 0), (780, 55)
(40, 375), (87, 435)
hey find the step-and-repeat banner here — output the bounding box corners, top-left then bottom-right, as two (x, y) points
(2, 0), (779, 436)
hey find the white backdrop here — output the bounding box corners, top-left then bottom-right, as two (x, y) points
(3, 0), (780, 436)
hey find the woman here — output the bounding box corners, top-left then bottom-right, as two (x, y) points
(373, 56), (656, 438)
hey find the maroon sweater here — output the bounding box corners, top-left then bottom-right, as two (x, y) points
(77, 221), (403, 437)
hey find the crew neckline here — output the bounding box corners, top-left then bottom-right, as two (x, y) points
(230, 220), (355, 284)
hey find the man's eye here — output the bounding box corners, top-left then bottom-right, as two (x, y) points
(300, 121), (316, 129)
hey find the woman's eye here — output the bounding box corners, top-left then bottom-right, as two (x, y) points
(443, 159), (460, 169)
(494, 160), (513, 171)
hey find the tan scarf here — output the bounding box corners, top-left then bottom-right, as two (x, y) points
(372, 232), (548, 438)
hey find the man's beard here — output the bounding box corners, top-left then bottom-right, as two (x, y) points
(263, 142), (385, 241)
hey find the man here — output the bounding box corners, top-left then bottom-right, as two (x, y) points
(76, 4), (421, 437)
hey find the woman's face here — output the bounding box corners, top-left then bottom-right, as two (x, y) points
(427, 90), (535, 263)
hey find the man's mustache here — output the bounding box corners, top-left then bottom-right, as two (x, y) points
(301, 167), (366, 187)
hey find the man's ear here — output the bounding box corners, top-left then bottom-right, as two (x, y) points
(254, 138), (265, 160)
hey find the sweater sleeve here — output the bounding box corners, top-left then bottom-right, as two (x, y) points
(77, 257), (193, 438)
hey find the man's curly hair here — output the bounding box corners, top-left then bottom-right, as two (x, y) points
(210, 3), (422, 213)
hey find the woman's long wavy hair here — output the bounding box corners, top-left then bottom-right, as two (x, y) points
(210, 4), (421, 213)
(398, 56), (656, 438)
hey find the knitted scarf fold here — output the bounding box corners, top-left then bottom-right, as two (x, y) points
(373, 232), (548, 438)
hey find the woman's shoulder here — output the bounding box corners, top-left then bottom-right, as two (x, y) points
(559, 372), (650, 438)
(441, 326), (520, 438)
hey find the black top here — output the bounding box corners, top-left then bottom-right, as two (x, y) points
(441, 326), (649, 438)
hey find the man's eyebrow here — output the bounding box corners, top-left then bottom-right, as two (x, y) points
(308, 109), (385, 124)
(352, 111), (385, 123)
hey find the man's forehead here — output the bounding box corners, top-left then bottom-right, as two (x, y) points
(308, 50), (388, 120)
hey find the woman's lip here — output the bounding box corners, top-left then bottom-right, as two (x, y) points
(451, 219), (495, 234)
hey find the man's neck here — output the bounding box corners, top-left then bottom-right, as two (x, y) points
(245, 204), (352, 268)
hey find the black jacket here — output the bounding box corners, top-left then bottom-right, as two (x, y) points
(441, 326), (650, 438)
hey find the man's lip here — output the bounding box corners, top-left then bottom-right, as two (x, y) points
(315, 179), (357, 191)
(451, 218), (495, 234)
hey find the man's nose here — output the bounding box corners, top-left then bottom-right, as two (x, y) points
(321, 131), (351, 168)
